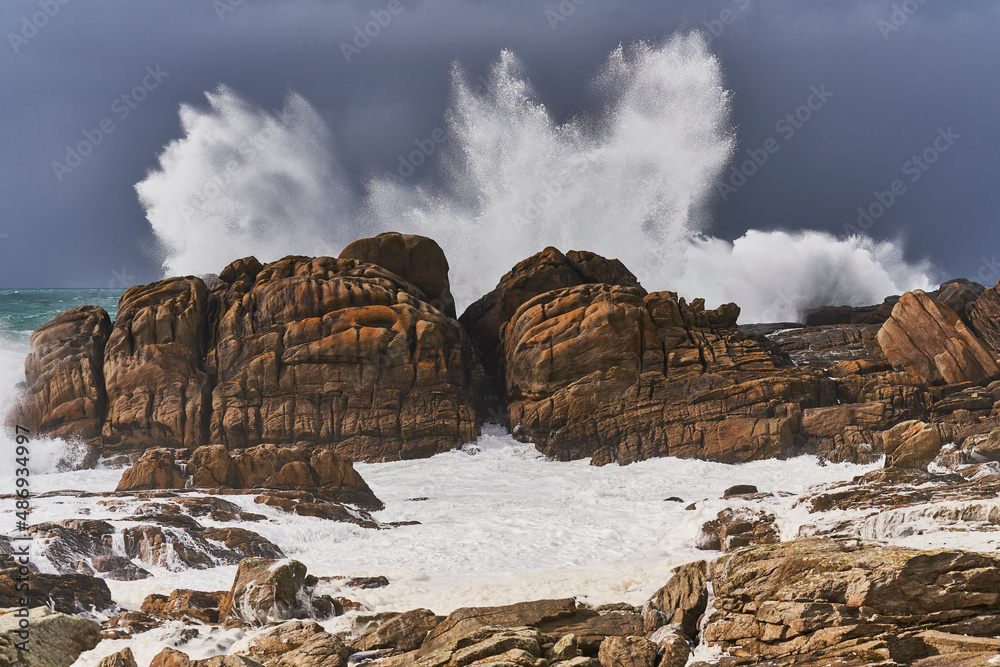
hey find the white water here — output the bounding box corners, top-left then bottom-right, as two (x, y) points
(134, 32), (935, 323)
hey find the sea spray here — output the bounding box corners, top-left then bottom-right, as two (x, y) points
(135, 32), (936, 321)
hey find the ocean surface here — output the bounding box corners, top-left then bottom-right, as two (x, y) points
(2, 289), (985, 665)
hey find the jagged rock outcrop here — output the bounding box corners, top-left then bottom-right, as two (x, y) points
(350, 608), (443, 653)
(220, 558), (319, 629)
(672, 539), (1000, 665)
(230, 620), (351, 667)
(208, 255), (482, 461)
(141, 589), (228, 624)
(102, 277), (213, 451)
(97, 648), (138, 667)
(882, 420), (943, 469)
(934, 278), (985, 320)
(502, 282), (837, 464)
(116, 443), (383, 510)
(10, 305), (111, 446)
(339, 232), (457, 318)
(877, 290), (999, 386)
(0, 606), (101, 667)
(967, 278), (1000, 355)
(459, 246), (641, 406)
(0, 554), (113, 613)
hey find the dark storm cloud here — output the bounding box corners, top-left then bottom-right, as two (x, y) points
(1, 0), (998, 288)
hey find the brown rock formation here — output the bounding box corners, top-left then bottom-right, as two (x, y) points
(220, 558), (317, 629)
(502, 283), (836, 464)
(459, 247), (641, 405)
(11, 305), (111, 446)
(967, 279), (1000, 355)
(141, 589), (227, 625)
(208, 255), (482, 461)
(877, 290), (999, 385)
(232, 620), (351, 667)
(102, 277), (213, 451)
(882, 420), (943, 469)
(339, 232), (457, 318)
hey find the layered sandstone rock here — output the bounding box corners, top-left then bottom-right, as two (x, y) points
(231, 620), (351, 667)
(102, 277), (213, 451)
(502, 283), (837, 464)
(11, 305), (111, 446)
(967, 279), (1000, 355)
(675, 538), (1000, 665)
(339, 232), (456, 318)
(208, 256), (482, 461)
(877, 290), (999, 385)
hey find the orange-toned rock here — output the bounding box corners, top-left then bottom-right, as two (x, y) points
(102, 277), (213, 451)
(208, 256), (483, 461)
(503, 283), (836, 464)
(877, 290), (999, 386)
(339, 232), (456, 318)
(968, 280), (1000, 355)
(11, 305), (111, 446)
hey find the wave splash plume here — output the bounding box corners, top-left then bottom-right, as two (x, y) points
(135, 32), (934, 322)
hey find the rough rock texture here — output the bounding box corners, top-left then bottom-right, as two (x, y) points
(882, 420), (942, 469)
(459, 246), (642, 405)
(877, 290), (999, 386)
(644, 561), (707, 641)
(0, 606), (101, 667)
(967, 279), (1000, 355)
(117, 444), (383, 510)
(934, 278), (985, 320)
(97, 648), (138, 667)
(10, 305), (111, 446)
(350, 608), (443, 653)
(669, 539), (1000, 665)
(220, 558), (317, 629)
(696, 507), (780, 552)
(141, 589), (228, 624)
(208, 255), (482, 461)
(803, 301), (895, 326)
(0, 554), (113, 613)
(596, 635), (658, 667)
(103, 277), (213, 451)
(503, 283), (837, 464)
(231, 620), (350, 667)
(339, 232), (457, 318)
(150, 649), (264, 667)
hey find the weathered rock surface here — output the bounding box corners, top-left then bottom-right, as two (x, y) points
(117, 443), (383, 510)
(231, 620), (350, 667)
(208, 255), (483, 461)
(220, 558), (319, 629)
(150, 649), (264, 667)
(141, 589), (227, 624)
(696, 507), (780, 552)
(102, 277), (213, 451)
(503, 282), (837, 464)
(339, 232), (457, 318)
(665, 539), (1000, 665)
(0, 606), (101, 667)
(97, 647), (138, 667)
(460, 246), (641, 405)
(596, 635), (658, 667)
(877, 290), (999, 386)
(967, 279), (1000, 356)
(10, 305), (111, 447)
(882, 420), (942, 469)
(0, 554), (113, 613)
(350, 607), (442, 653)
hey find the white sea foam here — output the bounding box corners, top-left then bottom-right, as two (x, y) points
(135, 32), (935, 323)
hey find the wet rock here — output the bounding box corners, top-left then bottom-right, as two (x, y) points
(644, 561), (707, 641)
(102, 277), (213, 451)
(380, 626), (545, 667)
(151, 650), (264, 667)
(221, 558), (317, 629)
(339, 232), (457, 318)
(933, 278), (985, 320)
(9, 305), (111, 448)
(0, 606), (101, 667)
(346, 575), (389, 589)
(698, 507), (779, 553)
(967, 279), (1000, 355)
(100, 611), (161, 638)
(877, 290), (999, 385)
(647, 626), (690, 667)
(0, 556), (113, 613)
(350, 608), (443, 654)
(254, 491), (380, 528)
(203, 527), (285, 559)
(231, 620), (350, 667)
(722, 484), (758, 498)
(803, 302), (894, 327)
(141, 589), (228, 624)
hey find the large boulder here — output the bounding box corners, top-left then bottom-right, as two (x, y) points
(877, 290), (999, 385)
(0, 555), (113, 613)
(208, 256), (483, 461)
(459, 247), (641, 404)
(350, 608), (443, 654)
(933, 278), (985, 320)
(10, 305), (111, 446)
(102, 277), (213, 451)
(503, 283), (836, 464)
(882, 420), (943, 469)
(967, 279), (1000, 355)
(220, 558), (317, 629)
(339, 232), (456, 318)
(596, 635), (658, 667)
(230, 620), (350, 667)
(677, 538), (1000, 665)
(0, 606), (101, 667)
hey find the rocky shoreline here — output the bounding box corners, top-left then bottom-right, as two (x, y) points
(3, 232), (1000, 666)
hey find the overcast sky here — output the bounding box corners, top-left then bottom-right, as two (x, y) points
(1, 0), (998, 289)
